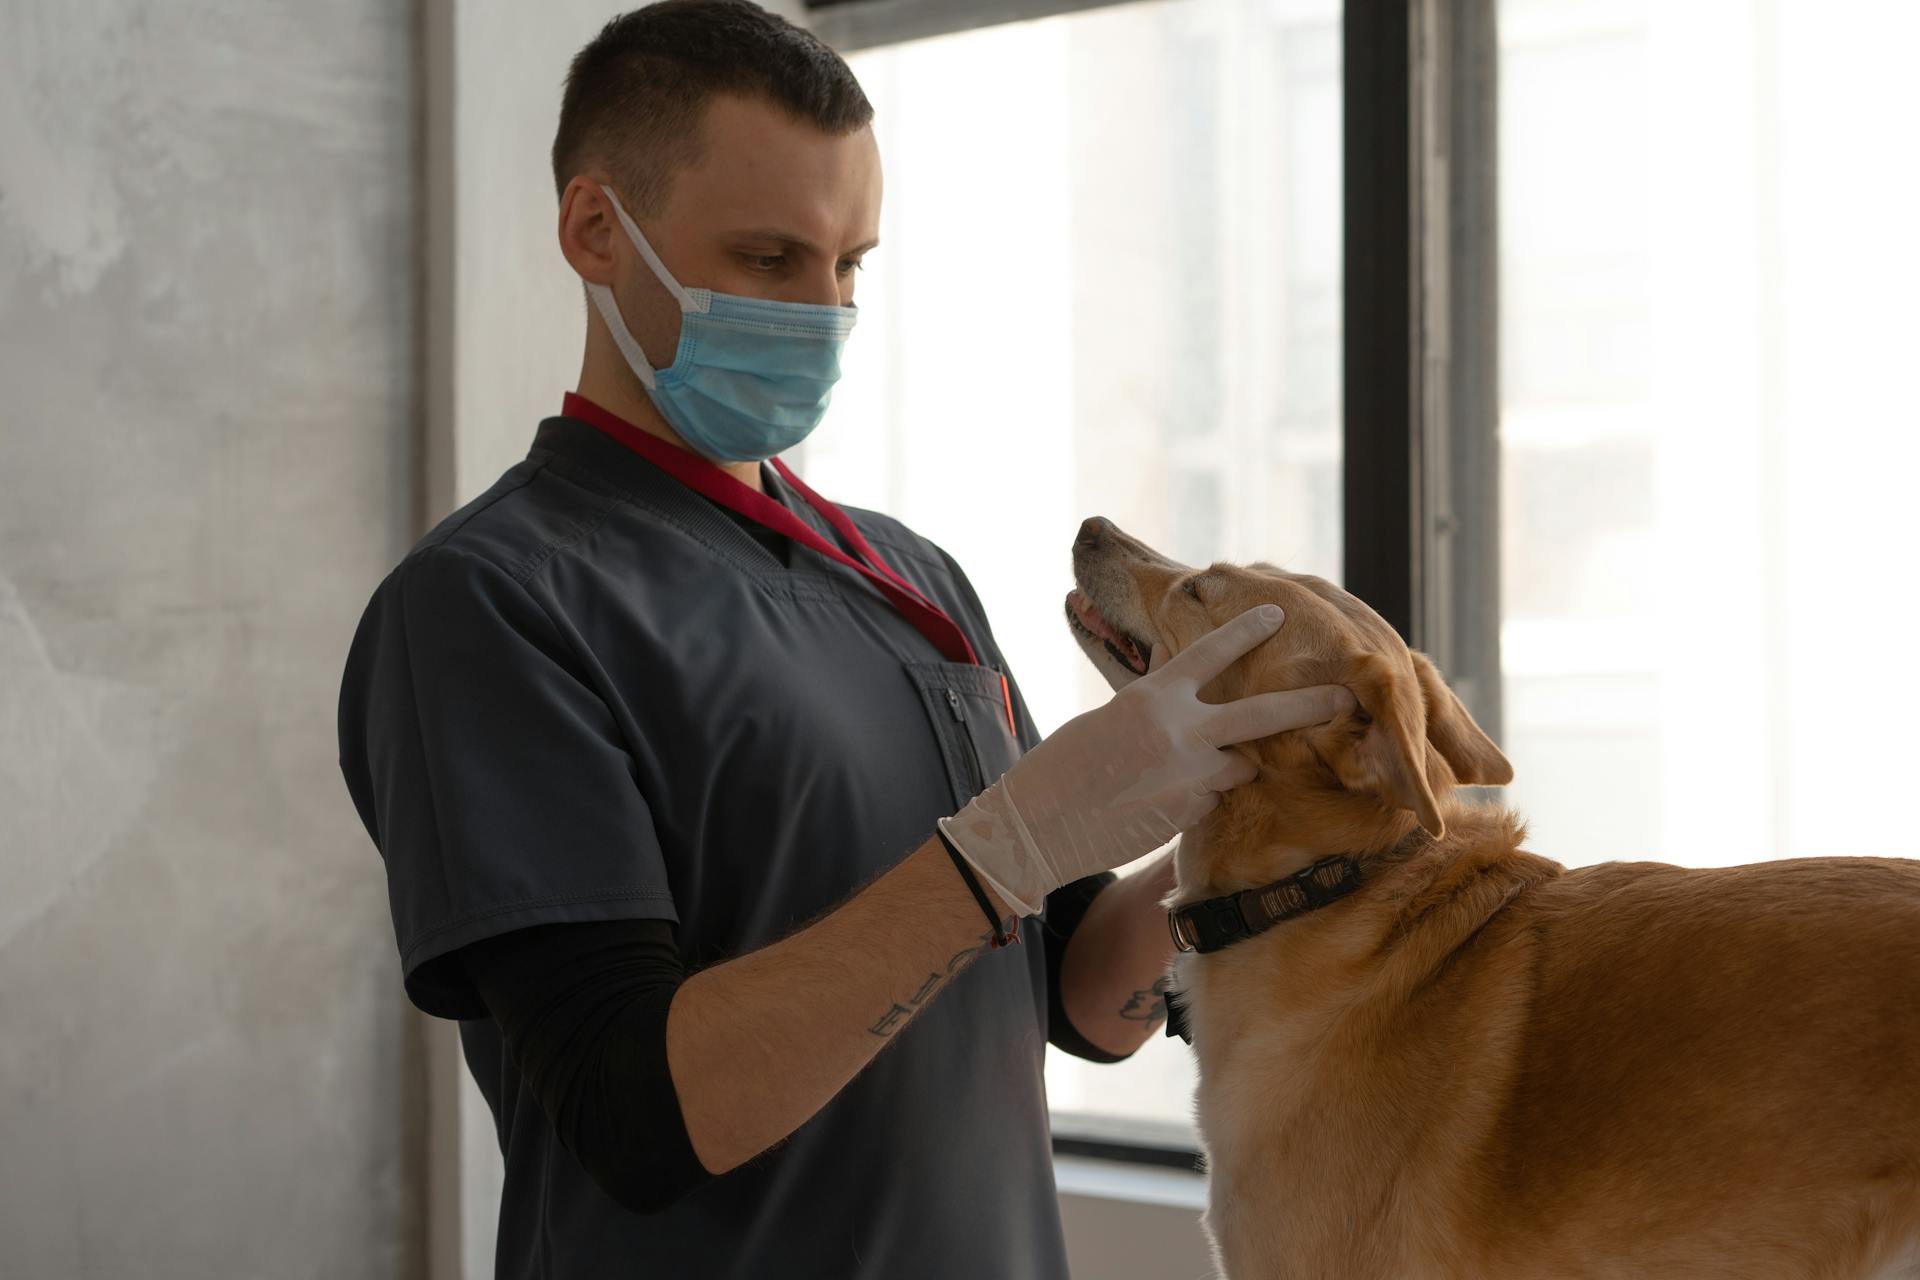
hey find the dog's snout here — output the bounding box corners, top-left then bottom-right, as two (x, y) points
(1075, 517), (1112, 550)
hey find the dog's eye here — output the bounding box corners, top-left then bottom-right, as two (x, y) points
(1182, 578), (1203, 600)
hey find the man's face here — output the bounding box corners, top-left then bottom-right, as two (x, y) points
(599, 92), (883, 369)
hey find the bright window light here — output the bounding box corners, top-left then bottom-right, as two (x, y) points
(810, 0), (1344, 1139)
(1498, 0), (1920, 867)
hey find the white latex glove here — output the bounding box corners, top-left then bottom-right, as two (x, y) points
(937, 604), (1357, 915)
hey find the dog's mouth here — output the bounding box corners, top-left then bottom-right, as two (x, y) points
(1065, 588), (1153, 677)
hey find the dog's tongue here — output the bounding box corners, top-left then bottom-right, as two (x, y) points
(1066, 589), (1149, 673)
(1066, 589), (1119, 644)
(1067, 594), (1121, 652)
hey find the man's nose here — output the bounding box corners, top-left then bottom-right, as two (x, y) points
(1075, 517), (1112, 551)
(795, 265), (850, 309)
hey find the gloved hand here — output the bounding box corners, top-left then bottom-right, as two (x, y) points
(937, 604), (1357, 915)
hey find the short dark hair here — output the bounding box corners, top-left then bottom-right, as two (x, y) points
(552, 1), (874, 213)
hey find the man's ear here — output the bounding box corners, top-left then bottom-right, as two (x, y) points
(1332, 653), (1445, 837)
(1410, 651), (1514, 787)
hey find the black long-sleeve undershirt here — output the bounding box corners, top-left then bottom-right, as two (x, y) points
(460, 869), (1123, 1216)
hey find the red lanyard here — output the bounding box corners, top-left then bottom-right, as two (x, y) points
(563, 393), (1016, 732)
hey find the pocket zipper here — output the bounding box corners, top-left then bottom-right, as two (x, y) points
(946, 688), (987, 795)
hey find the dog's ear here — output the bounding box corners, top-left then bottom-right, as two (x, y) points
(1410, 651), (1513, 787)
(1330, 653), (1446, 837)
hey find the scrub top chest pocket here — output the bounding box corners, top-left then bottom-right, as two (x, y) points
(904, 662), (1023, 810)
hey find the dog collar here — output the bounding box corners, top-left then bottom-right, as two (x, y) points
(1167, 854), (1364, 956)
(1161, 854), (1363, 1046)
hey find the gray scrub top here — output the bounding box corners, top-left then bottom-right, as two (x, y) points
(337, 412), (1073, 1279)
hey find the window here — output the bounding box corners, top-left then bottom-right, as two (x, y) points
(1497, 0), (1920, 867)
(801, 0), (1343, 1147)
(803, 0), (1920, 1169)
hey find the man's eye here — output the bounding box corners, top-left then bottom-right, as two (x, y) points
(836, 259), (865, 277)
(748, 255), (785, 271)
(1182, 579), (1204, 599)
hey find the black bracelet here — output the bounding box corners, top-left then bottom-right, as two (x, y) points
(934, 827), (1020, 948)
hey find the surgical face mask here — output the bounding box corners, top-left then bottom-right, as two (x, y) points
(586, 185), (858, 464)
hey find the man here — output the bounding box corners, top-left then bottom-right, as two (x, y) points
(337, 3), (1352, 1275)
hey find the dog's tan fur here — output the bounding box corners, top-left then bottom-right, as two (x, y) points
(1067, 518), (1920, 1279)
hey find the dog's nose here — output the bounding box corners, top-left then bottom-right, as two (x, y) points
(1075, 517), (1111, 550)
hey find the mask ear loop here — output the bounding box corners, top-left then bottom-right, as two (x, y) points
(586, 184), (708, 391)
(586, 281), (660, 390)
(600, 184), (705, 313)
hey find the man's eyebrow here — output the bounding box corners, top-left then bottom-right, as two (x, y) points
(726, 227), (881, 257)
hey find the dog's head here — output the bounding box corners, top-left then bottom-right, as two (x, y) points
(1066, 517), (1512, 865)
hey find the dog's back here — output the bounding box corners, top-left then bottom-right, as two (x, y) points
(1474, 855), (1920, 1276)
(1195, 842), (1920, 1280)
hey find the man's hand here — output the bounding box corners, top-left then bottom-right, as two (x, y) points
(939, 605), (1356, 915)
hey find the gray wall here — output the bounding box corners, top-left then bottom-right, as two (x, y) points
(0, 3), (422, 1276)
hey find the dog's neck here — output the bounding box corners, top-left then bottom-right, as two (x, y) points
(1170, 785), (1458, 909)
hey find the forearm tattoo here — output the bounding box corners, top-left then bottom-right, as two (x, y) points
(1117, 973), (1175, 1029)
(867, 919), (1017, 1039)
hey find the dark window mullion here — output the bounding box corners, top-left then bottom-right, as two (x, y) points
(1343, 0), (1502, 746)
(1342, 0), (1420, 646)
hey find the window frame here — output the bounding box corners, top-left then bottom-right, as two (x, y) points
(1346, 0), (1502, 737)
(806, 0), (1158, 51)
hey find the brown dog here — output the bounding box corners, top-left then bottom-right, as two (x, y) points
(1065, 516), (1920, 1280)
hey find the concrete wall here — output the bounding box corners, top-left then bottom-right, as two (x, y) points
(0, 3), (422, 1277)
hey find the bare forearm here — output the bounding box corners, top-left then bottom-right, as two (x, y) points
(1059, 848), (1180, 1057)
(664, 835), (1014, 1173)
